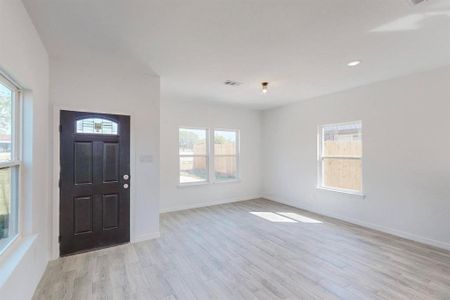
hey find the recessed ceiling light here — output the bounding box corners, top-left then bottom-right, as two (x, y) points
(347, 60), (361, 67)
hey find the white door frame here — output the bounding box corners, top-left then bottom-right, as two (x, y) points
(51, 104), (136, 260)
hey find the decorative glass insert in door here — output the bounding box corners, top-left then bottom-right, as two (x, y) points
(76, 118), (118, 135)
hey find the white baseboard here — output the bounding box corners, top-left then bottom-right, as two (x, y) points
(263, 195), (450, 252)
(132, 232), (160, 243)
(160, 195), (262, 213)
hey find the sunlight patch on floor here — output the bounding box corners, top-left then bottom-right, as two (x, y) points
(250, 211), (323, 223)
(277, 212), (322, 223)
(250, 212), (297, 223)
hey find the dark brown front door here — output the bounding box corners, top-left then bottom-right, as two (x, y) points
(59, 110), (130, 256)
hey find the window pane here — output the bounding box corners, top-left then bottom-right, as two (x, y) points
(76, 118), (118, 135)
(323, 158), (361, 191)
(214, 156), (237, 181)
(179, 128), (207, 155)
(214, 130), (237, 155)
(323, 122), (361, 157)
(0, 82), (12, 162)
(180, 156), (208, 183)
(0, 167), (18, 252)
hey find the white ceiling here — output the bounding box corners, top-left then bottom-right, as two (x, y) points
(23, 0), (450, 109)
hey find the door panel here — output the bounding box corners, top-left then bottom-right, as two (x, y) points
(74, 142), (93, 184)
(60, 110), (130, 256)
(74, 196), (93, 234)
(103, 143), (119, 183)
(102, 193), (119, 230)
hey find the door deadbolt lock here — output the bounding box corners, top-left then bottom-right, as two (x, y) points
(123, 174), (129, 180)
(123, 183), (129, 189)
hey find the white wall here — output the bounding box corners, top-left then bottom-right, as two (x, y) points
(0, 1), (50, 299)
(160, 99), (262, 212)
(262, 66), (450, 250)
(50, 58), (160, 257)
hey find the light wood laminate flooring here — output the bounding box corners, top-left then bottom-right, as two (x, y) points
(33, 199), (450, 299)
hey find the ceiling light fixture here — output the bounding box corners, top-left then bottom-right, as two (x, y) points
(347, 60), (361, 67)
(261, 82), (269, 94)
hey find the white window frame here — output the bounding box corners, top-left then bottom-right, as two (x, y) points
(212, 128), (240, 183)
(178, 127), (240, 186)
(317, 121), (363, 196)
(178, 127), (210, 186)
(0, 73), (22, 255)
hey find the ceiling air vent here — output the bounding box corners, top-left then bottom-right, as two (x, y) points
(408, 0), (427, 5)
(224, 80), (242, 86)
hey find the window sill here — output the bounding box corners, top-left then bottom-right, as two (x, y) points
(0, 234), (37, 287)
(177, 178), (241, 188)
(316, 186), (365, 197)
(213, 179), (241, 184)
(178, 181), (210, 188)
(0, 234), (19, 257)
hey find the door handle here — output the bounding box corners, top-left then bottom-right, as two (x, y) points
(123, 174), (129, 180)
(123, 183), (129, 189)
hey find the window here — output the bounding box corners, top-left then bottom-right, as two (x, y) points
(179, 128), (209, 184)
(318, 121), (362, 193)
(76, 118), (118, 135)
(0, 75), (20, 253)
(178, 127), (240, 185)
(214, 129), (239, 182)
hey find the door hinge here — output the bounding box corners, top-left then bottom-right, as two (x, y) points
(58, 177), (61, 188)
(59, 124), (62, 132)
(58, 236), (61, 243)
